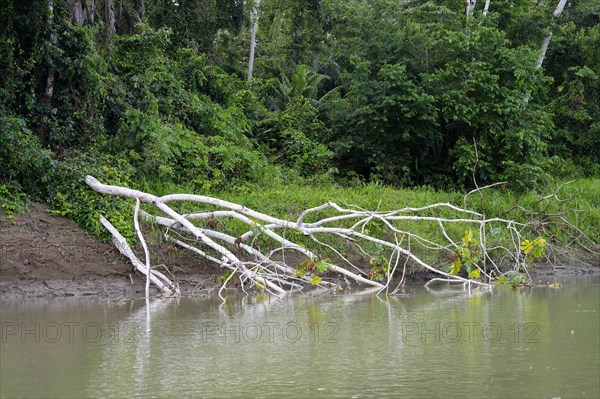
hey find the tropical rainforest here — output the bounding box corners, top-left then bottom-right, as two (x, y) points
(1, 0), (599, 251)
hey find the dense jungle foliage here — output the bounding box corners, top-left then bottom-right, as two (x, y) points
(0, 0), (598, 243)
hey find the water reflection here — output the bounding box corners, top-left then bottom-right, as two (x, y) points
(1, 275), (598, 398)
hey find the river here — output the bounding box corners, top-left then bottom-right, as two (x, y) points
(1, 275), (598, 398)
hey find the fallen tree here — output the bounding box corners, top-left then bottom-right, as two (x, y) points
(85, 176), (598, 298)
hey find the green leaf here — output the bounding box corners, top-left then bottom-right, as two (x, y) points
(373, 273), (384, 281)
(462, 247), (471, 262)
(310, 275), (322, 285)
(463, 229), (474, 246)
(468, 268), (481, 279)
(521, 237), (547, 260)
(520, 239), (533, 255)
(293, 269), (305, 279)
(315, 260), (330, 274)
(531, 237), (547, 258)
(450, 260), (461, 276)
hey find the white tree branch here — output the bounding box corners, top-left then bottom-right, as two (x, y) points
(86, 176), (582, 297)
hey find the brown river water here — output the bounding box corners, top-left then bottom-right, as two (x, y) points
(1, 275), (598, 398)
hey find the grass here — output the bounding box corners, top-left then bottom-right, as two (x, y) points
(164, 177), (599, 275)
(74, 175), (600, 279)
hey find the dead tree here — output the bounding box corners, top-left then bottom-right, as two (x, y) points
(85, 176), (597, 298)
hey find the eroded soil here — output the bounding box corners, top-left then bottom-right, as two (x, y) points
(0, 203), (218, 297)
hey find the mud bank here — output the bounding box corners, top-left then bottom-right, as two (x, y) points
(0, 204), (219, 297)
(1, 203), (598, 298)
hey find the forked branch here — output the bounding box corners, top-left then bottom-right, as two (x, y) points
(85, 176), (594, 297)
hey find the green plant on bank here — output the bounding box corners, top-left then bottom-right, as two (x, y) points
(369, 244), (390, 281)
(50, 154), (137, 244)
(521, 236), (548, 267)
(216, 269), (236, 286)
(495, 236), (547, 287)
(497, 271), (528, 288)
(0, 117), (55, 200)
(0, 183), (29, 219)
(449, 229), (482, 279)
(213, 179), (598, 273)
(294, 256), (330, 285)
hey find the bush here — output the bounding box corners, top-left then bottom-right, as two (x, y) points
(0, 116), (54, 198)
(50, 153), (136, 242)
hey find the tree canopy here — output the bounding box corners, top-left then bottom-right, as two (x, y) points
(1, 0), (598, 219)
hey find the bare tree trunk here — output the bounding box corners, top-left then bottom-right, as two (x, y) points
(70, 0), (90, 25)
(537, 33), (553, 69)
(247, 0), (260, 81)
(105, 0), (116, 39)
(552, 0), (568, 17)
(133, 198), (152, 299)
(536, 0), (568, 69)
(482, 0), (491, 16)
(466, 0), (477, 16)
(135, 0), (145, 21)
(90, 0), (95, 23)
(44, 1), (58, 100)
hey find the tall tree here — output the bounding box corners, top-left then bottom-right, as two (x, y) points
(105, 0), (116, 38)
(44, 1), (58, 101)
(69, 0), (92, 25)
(482, 0), (490, 17)
(247, 0), (260, 80)
(135, 0), (144, 20)
(466, 0), (477, 17)
(536, 0), (568, 69)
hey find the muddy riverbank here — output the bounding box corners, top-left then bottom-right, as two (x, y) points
(0, 203), (221, 297)
(1, 203), (598, 297)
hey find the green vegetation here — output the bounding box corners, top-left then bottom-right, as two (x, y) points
(1, 0), (598, 274)
(450, 230), (483, 279)
(214, 179), (598, 276)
